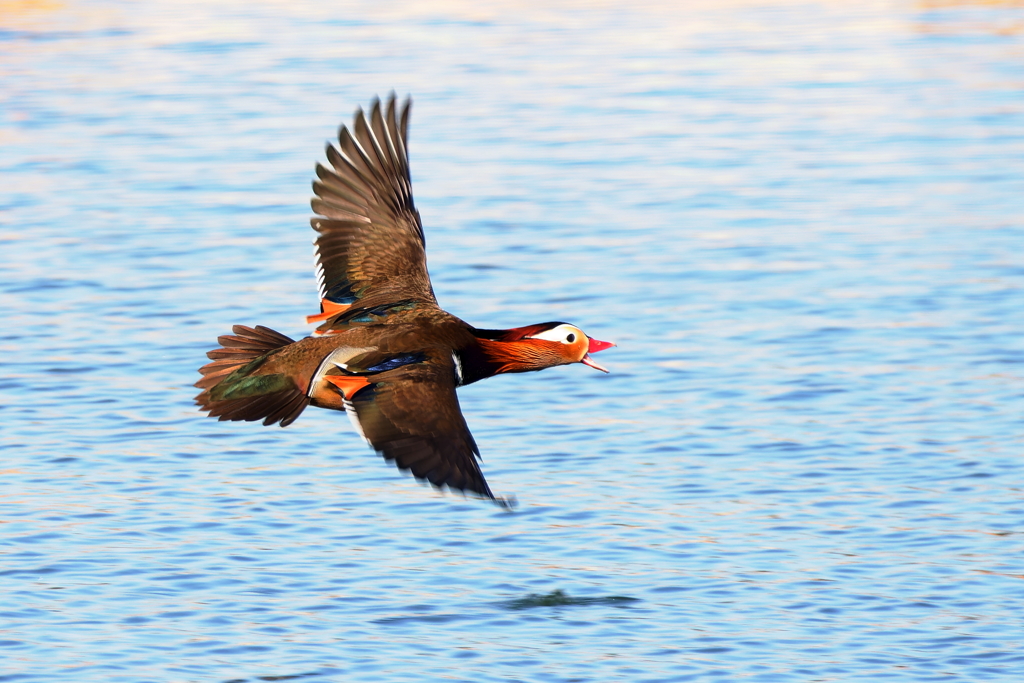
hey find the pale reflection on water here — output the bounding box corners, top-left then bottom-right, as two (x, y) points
(2, 0), (1024, 681)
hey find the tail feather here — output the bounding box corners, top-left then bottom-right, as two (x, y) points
(207, 394), (264, 420)
(216, 327), (293, 351)
(194, 360), (245, 390)
(195, 324), (310, 427)
(263, 391), (309, 427)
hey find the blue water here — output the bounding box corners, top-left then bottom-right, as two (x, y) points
(3, 1), (1024, 680)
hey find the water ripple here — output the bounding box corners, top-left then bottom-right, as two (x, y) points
(3, 0), (1024, 681)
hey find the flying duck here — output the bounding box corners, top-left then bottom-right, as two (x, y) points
(195, 95), (615, 505)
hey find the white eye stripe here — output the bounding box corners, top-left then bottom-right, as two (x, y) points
(530, 324), (584, 344)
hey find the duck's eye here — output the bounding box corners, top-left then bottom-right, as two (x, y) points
(566, 333), (576, 343)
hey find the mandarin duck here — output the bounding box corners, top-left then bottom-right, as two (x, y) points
(195, 95), (614, 505)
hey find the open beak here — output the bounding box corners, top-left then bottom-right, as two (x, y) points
(581, 337), (615, 373)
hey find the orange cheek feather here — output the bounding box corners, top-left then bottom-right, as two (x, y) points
(571, 337), (589, 361)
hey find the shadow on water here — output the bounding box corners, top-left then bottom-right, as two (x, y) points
(370, 590), (640, 625)
(502, 589), (639, 610)
(224, 672), (332, 683)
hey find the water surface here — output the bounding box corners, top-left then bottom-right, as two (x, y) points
(2, 1), (1024, 681)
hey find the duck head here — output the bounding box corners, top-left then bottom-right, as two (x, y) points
(521, 322), (616, 373)
(473, 321), (616, 376)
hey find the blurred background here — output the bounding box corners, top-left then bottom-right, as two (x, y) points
(2, 0), (1024, 681)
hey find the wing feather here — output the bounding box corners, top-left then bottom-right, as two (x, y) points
(346, 358), (496, 501)
(368, 100), (401, 187)
(310, 95), (436, 331)
(353, 108), (392, 186)
(385, 97), (413, 203)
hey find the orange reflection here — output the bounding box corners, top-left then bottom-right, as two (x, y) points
(919, 0), (1024, 6)
(0, 0), (64, 22)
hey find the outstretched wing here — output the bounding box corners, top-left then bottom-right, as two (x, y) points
(345, 359), (499, 502)
(309, 95), (437, 333)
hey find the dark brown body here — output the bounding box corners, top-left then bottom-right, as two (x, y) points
(195, 95), (613, 504)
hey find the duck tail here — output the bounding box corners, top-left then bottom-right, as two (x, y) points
(194, 325), (309, 427)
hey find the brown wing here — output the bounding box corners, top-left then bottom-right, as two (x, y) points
(346, 357), (503, 503)
(310, 95), (437, 333)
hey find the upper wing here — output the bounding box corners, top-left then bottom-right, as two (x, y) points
(309, 95), (437, 333)
(345, 358), (504, 504)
